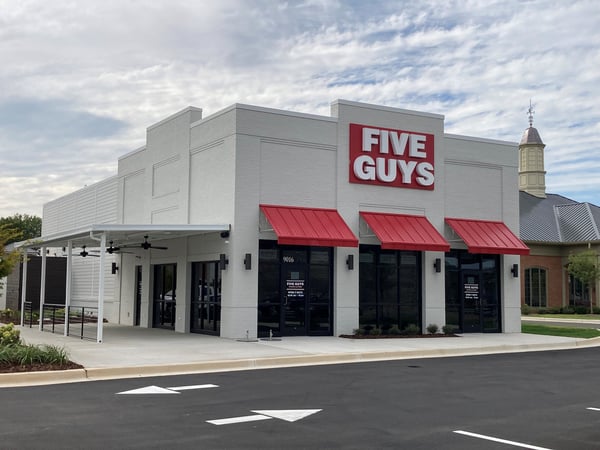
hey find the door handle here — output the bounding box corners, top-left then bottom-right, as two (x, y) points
(283, 295), (288, 306)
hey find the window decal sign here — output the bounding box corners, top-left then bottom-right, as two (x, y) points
(349, 123), (435, 190)
(286, 279), (305, 298)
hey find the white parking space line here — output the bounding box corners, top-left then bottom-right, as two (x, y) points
(207, 414), (273, 425)
(586, 407), (600, 411)
(454, 430), (553, 450)
(166, 384), (219, 391)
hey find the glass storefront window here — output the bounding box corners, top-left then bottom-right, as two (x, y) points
(258, 241), (332, 337)
(358, 245), (422, 333)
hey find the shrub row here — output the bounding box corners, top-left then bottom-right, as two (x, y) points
(352, 323), (459, 336)
(522, 305), (600, 315)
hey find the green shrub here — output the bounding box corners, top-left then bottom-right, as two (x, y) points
(521, 304), (531, 315)
(370, 327), (382, 336)
(0, 309), (19, 323)
(426, 323), (439, 334)
(0, 343), (69, 366)
(388, 325), (401, 335)
(442, 324), (459, 335)
(574, 306), (589, 314)
(403, 324), (421, 335)
(561, 306), (575, 314)
(352, 328), (363, 336)
(0, 323), (21, 346)
(593, 307), (600, 314)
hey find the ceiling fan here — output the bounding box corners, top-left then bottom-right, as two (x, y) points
(106, 241), (121, 254)
(79, 245), (99, 257)
(122, 235), (168, 251)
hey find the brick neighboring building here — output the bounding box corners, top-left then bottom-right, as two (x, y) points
(519, 107), (600, 309)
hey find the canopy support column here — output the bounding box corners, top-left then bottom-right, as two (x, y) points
(96, 233), (106, 343)
(38, 247), (47, 331)
(19, 250), (28, 327)
(64, 241), (72, 337)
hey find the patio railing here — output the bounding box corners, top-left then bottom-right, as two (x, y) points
(23, 303), (100, 341)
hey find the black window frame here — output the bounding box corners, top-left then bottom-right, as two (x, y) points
(358, 245), (422, 333)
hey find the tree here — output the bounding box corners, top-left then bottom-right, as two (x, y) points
(0, 214), (42, 244)
(567, 249), (600, 314)
(0, 227), (21, 290)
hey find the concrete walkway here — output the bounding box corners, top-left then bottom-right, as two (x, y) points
(3, 323), (600, 387)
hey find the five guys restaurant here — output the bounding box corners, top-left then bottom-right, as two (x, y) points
(29, 99), (529, 342)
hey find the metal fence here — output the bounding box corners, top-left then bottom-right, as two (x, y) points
(23, 302), (99, 341)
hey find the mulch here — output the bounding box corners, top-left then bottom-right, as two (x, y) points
(0, 361), (84, 373)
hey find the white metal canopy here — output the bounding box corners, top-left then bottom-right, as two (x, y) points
(16, 223), (230, 343)
(19, 223), (231, 249)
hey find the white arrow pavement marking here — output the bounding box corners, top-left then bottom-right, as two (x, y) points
(167, 384), (219, 391)
(252, 409), (322, 422)
(587, 407), (600, 411)
(117, 386), (180, 395)
(206, 409), (322, 426)
(117, 384), (218, 395)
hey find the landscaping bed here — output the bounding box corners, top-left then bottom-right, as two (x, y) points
(0, 323), (82, 373)
(340, 333), (458, 339)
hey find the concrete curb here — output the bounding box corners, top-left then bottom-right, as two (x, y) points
(0, 368), (87, 387)
(4, 338), (600, 387)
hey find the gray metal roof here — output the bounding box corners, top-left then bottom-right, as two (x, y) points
(520, 126), (544, 145)
(520, 191), (600, 243)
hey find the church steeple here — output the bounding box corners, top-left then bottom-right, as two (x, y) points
(519, 101), (546, 197)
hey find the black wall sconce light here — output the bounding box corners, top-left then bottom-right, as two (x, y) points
(346, 254), (354, 270)
(219, 253), (229, 270)
(244, 253), (252, 270)
(433, 258), (441, 273)
(511, 263), (519, 278)
(220, 231), (230, 239)
(111, 262), (119, 275)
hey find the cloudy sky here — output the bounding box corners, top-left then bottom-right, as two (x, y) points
(1, 0), (599, 218)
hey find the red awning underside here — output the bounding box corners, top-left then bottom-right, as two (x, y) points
(445, 218), (530, 255)
(260, 204), (358, 247)
(360, 211), (450, 252)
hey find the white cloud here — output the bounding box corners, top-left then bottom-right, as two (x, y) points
(0, 0), (599, 217)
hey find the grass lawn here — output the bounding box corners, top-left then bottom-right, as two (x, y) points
(522, 323), (600, 339)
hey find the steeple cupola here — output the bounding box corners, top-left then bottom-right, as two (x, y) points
(519, 101), (546, 197)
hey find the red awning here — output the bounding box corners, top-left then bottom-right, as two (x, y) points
(445, 218), (530, 255)
(359, 212), (450, 251)
(260, 204), (358, 247)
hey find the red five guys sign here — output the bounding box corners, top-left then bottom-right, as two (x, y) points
(349, 123), (435, 190)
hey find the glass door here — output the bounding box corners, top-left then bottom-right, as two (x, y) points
(461, 271), (482, 332)
(282, 263), (307, 335)
(190, 261), (221, 335)
(134, 265), (142, 326)
(153, 264), (176, 329)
